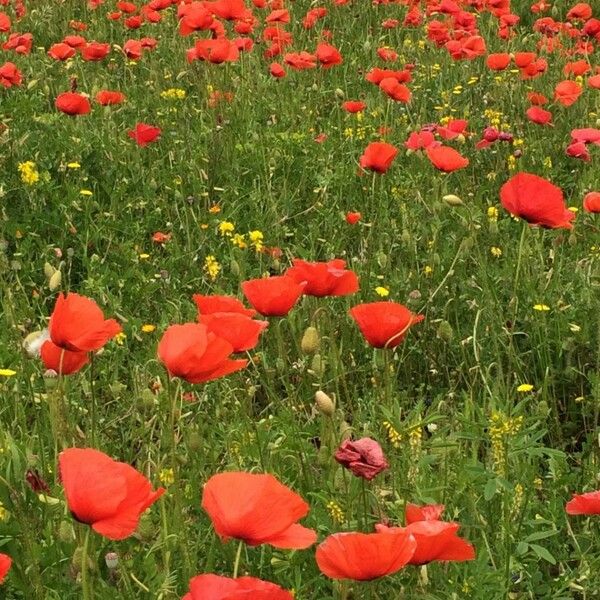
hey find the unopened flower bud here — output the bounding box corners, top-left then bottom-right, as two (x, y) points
(339, 421), (352, 442)
(58, 520), (75, 543)
(315, 390), (335, 416)
(187, 431), (202, 451)
(105, 552), (119, 570)
(334, 88), (345, 99)
(43, 262), (56, 279)
(48, 270), (62, 291)
(436, 320), (454, 342)
(310, 354), (326, 377)
(443, 194), (463, 207)
(301, 326), (320, 354)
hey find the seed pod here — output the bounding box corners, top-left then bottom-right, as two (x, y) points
(105, 552), (119, 570)
(315, 390), (335, 416)
(301, 326), (320, 354)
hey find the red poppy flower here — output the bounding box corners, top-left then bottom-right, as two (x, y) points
(241, 276), (305, 317)
(334, 437), (389, 480)
(359, 141), (398, 174)
(183, 574), (294, 600)
(55, 92), (91, 115)
(589, 75), (600, 90)
(349, 302), (424, 349)
(567, 490), (600, 514)
(0, 62), (22, 88)
(95, 90), (126, 105)
(425, 145), (469, 172)
(198, 313), (267, 353)
(0, 554), (11, 585)
(376, 522), (475, 565)
(342, 101), (365, 113)
(269, 62), (286, 78)
(527, 91), (548, 105)
(526, 106), (552, 125)
(583, 192), (600, 213)
(315, 529), (416, 580)
(514, 52), (536, 68)
(345, 211), (361, 224)
(436, 119), (468, 140)
(286, 259), (359, 297)
(128, 123), (161, 146)
(48, 42), (76, 60)
(316, 42), (342, 68)
(500, 172), (575, 229)
(80, 41), (110, 61)
(405, 503), (446, 523)
(365, 67), (411, 85)
(566, 141), (590, 162)
(379, 77), (411, 102)
(201, 472), (317, 549)
(195, 38), (239, 63)
(40, 341), (89, 375)
(124, 39), (143, 60)
(0, 13), (10, 32)
(48, 292), (121, 352)
(179, 3), (214, 35)
(193, 294), (256, 318)
(59, 448), (164, 540)
(157, 323), (247, 384)
(377, 47), (398, 62)
(554, 80), (582, 106)
(63, 35), (87, 48)
(486, 53), (510, 70)
(283, 51), (317, 70)
(405, 130), (437, 151)
(566, 2), (592, 20)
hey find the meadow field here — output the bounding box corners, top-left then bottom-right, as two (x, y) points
(0, 0), (599, 597)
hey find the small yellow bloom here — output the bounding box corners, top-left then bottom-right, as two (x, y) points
(218, 221), (235, 236)
(204, 255), (221, 280)
(67, 162), (81, 169)
(487, 206), (499, 221)
(0, 369), (17, 377)
(423, 265), (433, 276)
(490, 246), (502, 258)
(533, 304), (550, 312)
(18, 161), (40, 185)
(517, 384), (534, 393)
(115, 332), (127, 345)
(139, 253), (150, 260)
(209, 204), (221, 214)
(141, 324), (156, 333)
(375, 286), (389, 297)
(159, 468), (175, 486)
(80, 189), (93, 196)
(568, 206), (578, 213)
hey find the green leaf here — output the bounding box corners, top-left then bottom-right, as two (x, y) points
(484, 477), (497, 501)
(530, 543), (556, 564)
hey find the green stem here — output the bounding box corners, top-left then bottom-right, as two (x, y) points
(81, 528), (92, 600)
(233, 540), (244, 579)
(89, 353), (97, 446)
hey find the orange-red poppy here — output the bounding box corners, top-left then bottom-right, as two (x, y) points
(183, 574), (294, 600)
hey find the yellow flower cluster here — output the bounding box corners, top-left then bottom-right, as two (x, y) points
(488, 412), (524, 476)
(382, 420), (402, 449)
(326, 500), (344, 524)
(18, 161), (40, 185)
(160, 88), (186, 100)
(204, 255), (221, 280)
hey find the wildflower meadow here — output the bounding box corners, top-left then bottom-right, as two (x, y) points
(0, 0), (600, 597)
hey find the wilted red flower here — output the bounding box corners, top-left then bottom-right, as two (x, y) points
(376, 522), (475, 565)
(334, 437), (389, 480)
(193, 294), (256, 317)
(59, 448), (164, 540)
(554, 80), (582, 107)
(349, 302), (424, 349)
(95, 90), (126, 105)
(426, 145), (469, 172)
(316, 529), (416, 580)
(566, 490), (600, 515)
(269, 62), (286, 78)
(201, 472), (317, 549)
(0, 554), (11, 585)
(183, 574), (294, 600)
(286, 259), (359, 297)
(25, 468), (50, 493)
(198, 312), (268, 353)
(157, 323), (247, 383)
(342, 101), (366, 113)
(0, 62), (22, 88)
(48, 292), (121, 353)
(583, 192), (600, 213)
(241, 276), (305, 317)
(566, 2), (592, 20)
(55, 92), (91, 115)
(345, 211), (361, 224)
(359, 141), (398, 174)
(151, 231), (171, 244)
(500, 172), (575, 229)
(128, 123), (161, 146)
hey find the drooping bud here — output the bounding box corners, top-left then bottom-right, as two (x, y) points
(315, 390), (335, 417)
(301, 326), (320, 354)
(443, 194), (463, 207)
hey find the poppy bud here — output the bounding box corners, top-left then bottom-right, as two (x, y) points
(138, 388), (156, 411)
(315, 390), (335, 416)
(48, 270), (62, 291)
(58, 520), (75, 543)
(187, 431), (202, 451)
(334, 88), (344, 99)
(230, 258), (240, 277)
(23, 330), (50, 357)
(443, 194), (463, 206)
(72, 546), (93, 574)
(105, 552), (119, 570)
(301, 326), (320, 354)
(339, 421), (352, 442)
(44, 262), (56, 278)
(310, 354), (326, 377)
(537, 400), (549, 417)
(436, 320), (453, 342)
(134, 515), (155, 542)
(568, 232), (577, 247)
(401, 229), (411, 245)
(455, 134), (465, 144)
